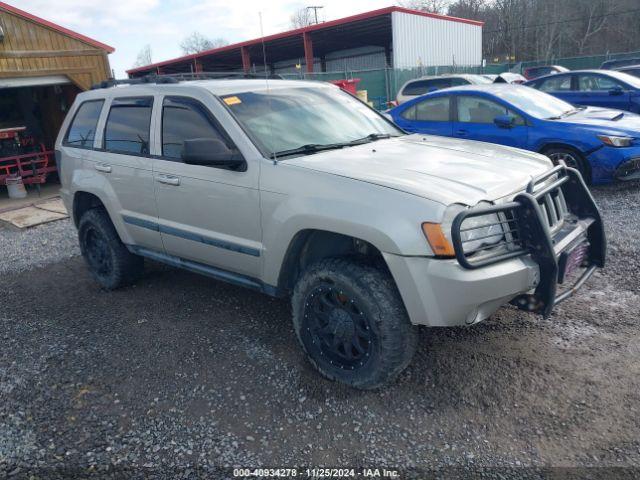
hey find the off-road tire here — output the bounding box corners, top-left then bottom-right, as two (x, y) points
(292, 257), (418, 389)
(543, 146), (591, 183)
(78, 208), (143, 289)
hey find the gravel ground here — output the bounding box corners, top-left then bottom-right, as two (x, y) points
(0, 182), (639, 479)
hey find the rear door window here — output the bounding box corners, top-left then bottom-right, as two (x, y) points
(103, 97), (153, 155)
(65, 100), (104, 148)
(402, 96), (450, 122)
(538, 75), (572, 92)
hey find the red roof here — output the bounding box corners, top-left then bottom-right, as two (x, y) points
(0, 1), (115, 53)
(127, 5), (482, 74)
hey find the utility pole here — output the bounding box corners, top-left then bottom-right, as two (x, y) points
(306, 6), (323, 25)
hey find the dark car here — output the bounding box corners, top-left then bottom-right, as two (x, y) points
(615, 65), (640, 79)
(600, 58), (640, 70)
(523, 65), (568, 80)
(525, 70), (640, 113)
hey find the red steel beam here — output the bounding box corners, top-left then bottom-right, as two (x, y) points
(241, 46), (251, 73)
(303, 32), (314, 73)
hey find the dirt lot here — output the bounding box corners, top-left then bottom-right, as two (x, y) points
(1, 182), (639, 479)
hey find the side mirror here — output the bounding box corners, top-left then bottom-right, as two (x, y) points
(494, 114), (515, 129)
(609, 87), (624, 96)
(182, 138), (244, 169)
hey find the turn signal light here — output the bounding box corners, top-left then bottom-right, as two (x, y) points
(422, 223), (455, 257)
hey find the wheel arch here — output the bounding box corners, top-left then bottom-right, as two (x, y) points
(538, 142), (592, 180)
(72, 191), (106, 227)
(277, 229), (388, 294)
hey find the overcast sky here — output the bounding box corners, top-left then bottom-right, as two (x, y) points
(14, 0), (397, 77)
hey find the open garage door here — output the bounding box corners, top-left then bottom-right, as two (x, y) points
(0, 78), (81, 186)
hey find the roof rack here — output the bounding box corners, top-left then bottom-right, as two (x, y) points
(91, 72), (284, 90)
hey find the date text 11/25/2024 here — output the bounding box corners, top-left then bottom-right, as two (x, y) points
(232, 468), (400, 478)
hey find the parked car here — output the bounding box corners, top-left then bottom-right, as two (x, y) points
(388, 84), (640, 184)
(56, 77), (605, 389)
(525, 70), (640, 113)
(523, 65), (569, 80)
(615, 64), (640, 79)
(493, 72), (527, 84)
(601, 58), (640, 70)
(396, 74), (491, 104)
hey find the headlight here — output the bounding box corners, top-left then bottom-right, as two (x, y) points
(597, 135), (633, 147)
(422, 202), (505, 257)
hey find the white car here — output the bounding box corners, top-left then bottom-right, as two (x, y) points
(396, 74), (492, 104)
(56, 77), (605, 389)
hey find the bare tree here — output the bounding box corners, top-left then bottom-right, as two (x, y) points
(132, 45), (152, 68)
(402, 0), (451, 14)
(573, 0), (608, 54)
(290, 8), (314, 28)
(180, 32), (228, 55)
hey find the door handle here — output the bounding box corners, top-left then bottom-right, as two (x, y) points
(157, 175), (180, 186)
(94, 163), (112, 173)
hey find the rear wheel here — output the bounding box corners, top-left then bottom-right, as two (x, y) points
(292, 258), (418, 389)
(543, 147), (590, 182)
(78, 208), (143, 289)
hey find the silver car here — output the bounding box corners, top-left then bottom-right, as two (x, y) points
(56, 77), (605, 389)
(396, 74), (492, 104)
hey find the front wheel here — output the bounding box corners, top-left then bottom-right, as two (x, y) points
(543, 147), (590, 183)
(292, 258), (418, 389)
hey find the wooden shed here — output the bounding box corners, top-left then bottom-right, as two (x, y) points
(0, 1), (113, 153)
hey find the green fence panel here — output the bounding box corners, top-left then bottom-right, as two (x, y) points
(276, 49), (640, 110)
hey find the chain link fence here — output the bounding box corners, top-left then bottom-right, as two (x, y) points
(277, 49), (640, 109)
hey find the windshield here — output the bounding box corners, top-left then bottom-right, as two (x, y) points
(492, 86), (578, 119)
(220, 86), (402, 157)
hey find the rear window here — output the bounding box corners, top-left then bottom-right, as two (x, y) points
(529, 67), (553, 77)
(65, 100), (104, 148)
(402, 78), (455, 96)
(103, 97), (153, 155)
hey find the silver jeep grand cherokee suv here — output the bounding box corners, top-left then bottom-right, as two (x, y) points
(55, 76), (606, 389)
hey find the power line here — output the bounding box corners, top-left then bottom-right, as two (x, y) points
(483, 7), (640, 35)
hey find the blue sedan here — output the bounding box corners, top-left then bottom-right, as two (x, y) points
(388, 84), (640, 184)
(524, 70), (640, 113)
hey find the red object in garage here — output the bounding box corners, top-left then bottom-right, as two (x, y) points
(0, 127), (54, 185)
(330, 78), (361, 95)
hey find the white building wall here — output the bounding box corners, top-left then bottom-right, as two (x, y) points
(391, 12), (482, 68)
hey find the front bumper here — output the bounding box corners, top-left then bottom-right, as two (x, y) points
(386, 166), (606, 327)
(383, 252), (541, 327)
(587, 145), (640, 183)
(614, 157), (640, 181)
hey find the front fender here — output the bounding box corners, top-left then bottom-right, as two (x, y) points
(259, 168), (445, 287)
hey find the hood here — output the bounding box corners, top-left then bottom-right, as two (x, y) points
(285, 135), (552, 206)
(558, 107), (640, 135)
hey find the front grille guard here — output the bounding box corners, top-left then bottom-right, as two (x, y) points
(451, 166), (606, 317)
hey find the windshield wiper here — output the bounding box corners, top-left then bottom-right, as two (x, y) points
(548, 107), (586, 120)
(271, 143), (348, 159)
(271, 134), (397, 159)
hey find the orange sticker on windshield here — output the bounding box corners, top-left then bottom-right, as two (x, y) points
(223, 96), (242, 106)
